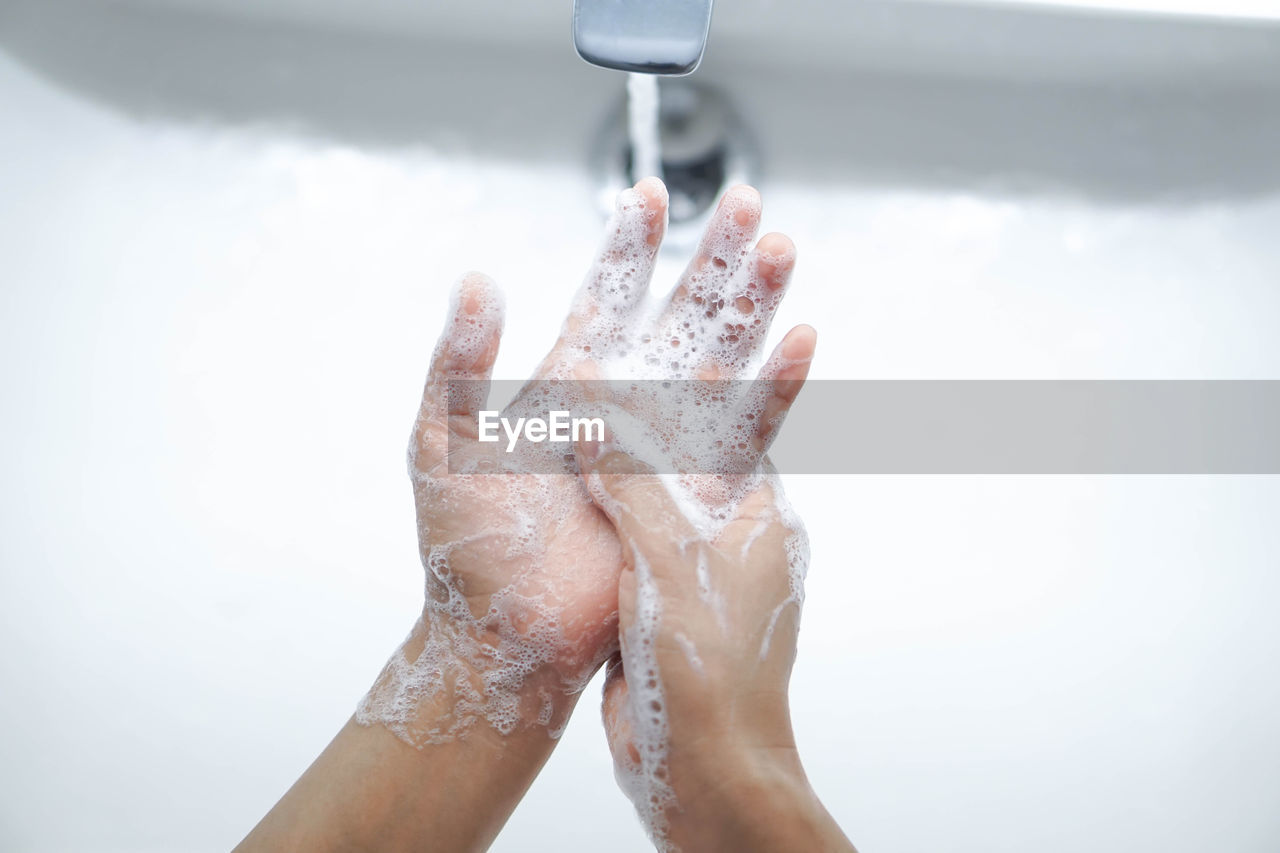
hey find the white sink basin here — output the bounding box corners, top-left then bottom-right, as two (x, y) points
(1, 1), (1278, 851)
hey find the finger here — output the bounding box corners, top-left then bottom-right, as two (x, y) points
(743, 324), (817, 456)
(423, 272), (505, 420)
(563, 178), (668, 349)
(717, 479), (802, 626)
(601, 655), (642, 767)
(574, 434), (700, 578)
(659, 185), (761, 345)
(720, 231), (797, 367)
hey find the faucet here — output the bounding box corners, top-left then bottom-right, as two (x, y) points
(572, 0), (716, 75)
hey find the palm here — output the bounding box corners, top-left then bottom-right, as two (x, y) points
(411, 401), (623, 687)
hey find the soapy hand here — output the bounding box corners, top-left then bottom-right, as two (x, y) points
(578, 444), (857, 853)
(358, 179), (814, 747)
(561, 184), (852, 851)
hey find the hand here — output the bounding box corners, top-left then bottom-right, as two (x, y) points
(238, 183), (670, 853)
(564, 184), (855, 850)
(354, 181), (670, 744)
(576, 440), (854, 853)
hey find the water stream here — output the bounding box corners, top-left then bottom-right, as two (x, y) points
(627, 72), (663, 183)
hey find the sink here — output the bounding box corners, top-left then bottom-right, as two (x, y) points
(1, 1), (1278, 851)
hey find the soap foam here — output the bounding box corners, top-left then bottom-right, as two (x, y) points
(609, 550), (678, 845)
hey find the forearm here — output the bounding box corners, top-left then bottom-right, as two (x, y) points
(235, 630), (577, 853)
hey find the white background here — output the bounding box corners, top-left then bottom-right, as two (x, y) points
(2, 1), (1279, 850)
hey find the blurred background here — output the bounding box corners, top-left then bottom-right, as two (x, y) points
(2, 0), (1279, 850)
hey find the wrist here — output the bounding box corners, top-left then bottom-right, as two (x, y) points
(356, 613), (583, 747)
(668, 744), (838, 853)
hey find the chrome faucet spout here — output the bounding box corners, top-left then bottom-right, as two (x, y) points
(573, 0), (715, 76)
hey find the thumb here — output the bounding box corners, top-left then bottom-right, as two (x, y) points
(574, 432), (700, 575)
(423, 272), (505, 421)
(601, 655), (641, 769)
